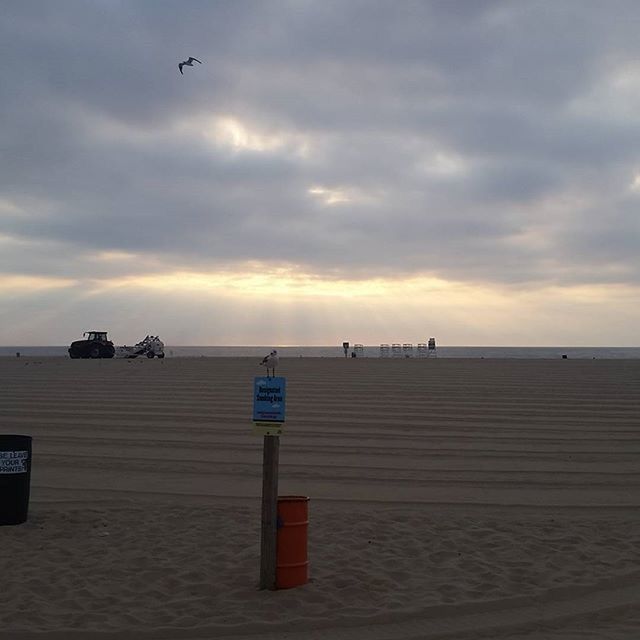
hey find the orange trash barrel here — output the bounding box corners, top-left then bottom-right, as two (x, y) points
(276, 496), (309, 589)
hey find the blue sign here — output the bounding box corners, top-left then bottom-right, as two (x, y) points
(253, 377), (286, 423)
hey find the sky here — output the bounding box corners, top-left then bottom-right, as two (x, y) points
(1, 0), (639, 346)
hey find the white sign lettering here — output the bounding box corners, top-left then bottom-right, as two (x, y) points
(0, 450), (28, 474)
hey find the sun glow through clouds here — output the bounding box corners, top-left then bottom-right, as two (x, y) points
(308, 186), (351, 205)
(0, 274), (77, 292)
(308, 185), (380, 206)
(90, 266), (460, 300)
(198, 116), (310, 157)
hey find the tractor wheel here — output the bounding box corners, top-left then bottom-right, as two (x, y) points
(157, 353), (165, 359)
(90, 347), (100, 358)
(146, 351), (154, 358)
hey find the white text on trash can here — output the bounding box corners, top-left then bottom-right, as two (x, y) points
(0, 451), (28, 474)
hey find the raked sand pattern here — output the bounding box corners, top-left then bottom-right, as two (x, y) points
(1, 357), (639, 639)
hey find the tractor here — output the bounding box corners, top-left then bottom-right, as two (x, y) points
(68, 331), (116, 359)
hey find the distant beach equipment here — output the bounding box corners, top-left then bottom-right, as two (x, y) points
(428, 337), (437, 357)
(403, 343), (414, 358)
(354, 344), (364, 358)
(115, 335), (165, 359)
(417, 343), (428, 357)
(392, 343), (402, 358)
(379, 344), (390, 357)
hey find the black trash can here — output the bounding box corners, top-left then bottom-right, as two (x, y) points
(0, 435), (32, 525)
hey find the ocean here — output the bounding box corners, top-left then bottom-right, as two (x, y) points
(1, 345), (639, 359)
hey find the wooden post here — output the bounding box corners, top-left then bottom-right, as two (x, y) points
(259, 434), (280, 590)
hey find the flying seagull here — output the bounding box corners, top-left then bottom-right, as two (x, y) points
(260, 350), (279, 378)
(178, 57), (202, 74)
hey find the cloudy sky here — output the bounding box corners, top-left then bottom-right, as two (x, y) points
(2, 1), (639, 346)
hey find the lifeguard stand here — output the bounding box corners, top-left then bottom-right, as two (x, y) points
(391, 343), (402, 358)
(380, 344), (390, 358)
(427, 337), (437, 357)
(402, 343), (414, 358)
(417, 343), (428, 357)
(354, 344), (364, 358)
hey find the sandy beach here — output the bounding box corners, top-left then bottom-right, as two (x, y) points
(1, 356), (639, 639)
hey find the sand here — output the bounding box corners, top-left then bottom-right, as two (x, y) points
(1, 356), (639, 639)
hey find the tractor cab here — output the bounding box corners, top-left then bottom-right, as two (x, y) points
(84, 331), (109, 342)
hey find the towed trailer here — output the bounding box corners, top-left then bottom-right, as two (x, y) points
(115, 335), (165, 359)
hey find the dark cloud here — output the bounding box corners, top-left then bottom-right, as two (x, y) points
(2, 0), (640, 299)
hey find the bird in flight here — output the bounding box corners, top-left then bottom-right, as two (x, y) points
(178, 57), (202, 74)
(260, 350), (279, 378)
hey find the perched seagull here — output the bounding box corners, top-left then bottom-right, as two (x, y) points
(260, 350), (279, 378)
(178, 56), (202, 74)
